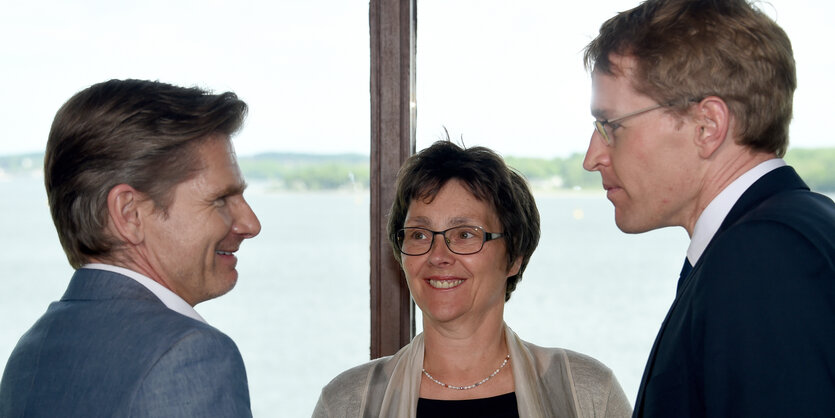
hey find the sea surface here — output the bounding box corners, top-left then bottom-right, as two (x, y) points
(1, 175), (690, 416)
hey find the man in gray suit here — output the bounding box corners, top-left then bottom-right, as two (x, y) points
(0, 79), (261, 417)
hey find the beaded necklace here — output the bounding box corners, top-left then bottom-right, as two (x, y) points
(421, 354), (510, 390)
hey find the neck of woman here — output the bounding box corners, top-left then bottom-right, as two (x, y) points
(420, 313), (510, 396)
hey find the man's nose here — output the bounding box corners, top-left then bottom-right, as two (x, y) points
(233, 198), (261, 238)
(583, 132), (609, 172)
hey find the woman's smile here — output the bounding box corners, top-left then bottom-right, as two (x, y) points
(426, 277), (465, 289)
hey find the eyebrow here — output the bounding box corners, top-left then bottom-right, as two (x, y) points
(211, 181), (248, 200)
(404, 216), (430, 227)
(447, 216), (475, 226)
(404, 216), (477, 228)
(591, 108), (609, 120)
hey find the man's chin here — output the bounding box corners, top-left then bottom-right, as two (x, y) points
(221, 271), (239, 293)
(614, 214), (653, 234)
(194, 272), (238, 305)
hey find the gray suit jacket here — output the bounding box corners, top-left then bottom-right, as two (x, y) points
(0, 268), (252, 417)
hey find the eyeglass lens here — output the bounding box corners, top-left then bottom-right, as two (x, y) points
(593, 121), (611, 145)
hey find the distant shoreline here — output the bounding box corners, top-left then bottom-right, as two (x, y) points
(2, 147), (833, 192)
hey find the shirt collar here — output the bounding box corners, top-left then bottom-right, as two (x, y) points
(81, 263), (207, 323)
(687, 158), (786, 265)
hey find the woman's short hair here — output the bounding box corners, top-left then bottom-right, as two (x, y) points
(45, 79), (248, 268)
(584, 0), (796, 157)
(387, 140), (541, 302)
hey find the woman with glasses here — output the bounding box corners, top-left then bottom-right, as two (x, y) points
(313, 140), (630, 417)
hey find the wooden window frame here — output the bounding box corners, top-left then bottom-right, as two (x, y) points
(369, 0), (417, 358)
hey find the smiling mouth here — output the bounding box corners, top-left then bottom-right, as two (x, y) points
(216, 251), (235, 256)
(427, 279), (464, 289)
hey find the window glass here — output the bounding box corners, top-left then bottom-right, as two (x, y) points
(416, 0), (833, 401)
(0, 1), (369, 415)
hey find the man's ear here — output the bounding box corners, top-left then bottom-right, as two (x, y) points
(106, 184), (148, 245)
(694, 96), (731, 159)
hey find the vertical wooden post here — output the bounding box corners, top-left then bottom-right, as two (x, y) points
(369, 0), (416, 359)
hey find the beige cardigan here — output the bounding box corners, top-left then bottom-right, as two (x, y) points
(313, 325), (632, 417)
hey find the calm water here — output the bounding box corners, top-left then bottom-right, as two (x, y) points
(0, 175), (688, 416)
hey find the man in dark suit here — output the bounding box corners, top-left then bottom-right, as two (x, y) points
(0, 79), (261, 416)
(581, 0), (835, 416)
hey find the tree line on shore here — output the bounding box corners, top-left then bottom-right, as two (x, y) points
(2, 148), (833, 192)
(236, 148), (835, 192)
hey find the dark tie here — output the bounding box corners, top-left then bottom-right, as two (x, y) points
(676, 257), (693, 294)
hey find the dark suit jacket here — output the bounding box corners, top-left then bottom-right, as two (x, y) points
(634, 166), (835, 417)
(0, 268), (252, 417)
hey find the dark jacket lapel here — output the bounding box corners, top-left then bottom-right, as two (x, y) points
(716, 166), (809, 236)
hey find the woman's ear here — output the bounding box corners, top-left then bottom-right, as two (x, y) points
(693, 96), (731, 159)
(106, 184), (147, 245)
(507, 256), (523, 278)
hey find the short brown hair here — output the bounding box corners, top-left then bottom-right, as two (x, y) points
(45, 79), (248, 268)
(584, 0), (796, 156)
(387, 140), (541, 302)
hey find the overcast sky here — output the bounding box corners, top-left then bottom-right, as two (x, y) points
(1, 0), (831, 158)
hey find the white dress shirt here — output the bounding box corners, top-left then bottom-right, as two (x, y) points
(686, 158), (786, 266)
(81, 263), (206, 323)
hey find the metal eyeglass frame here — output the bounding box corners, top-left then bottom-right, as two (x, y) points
(592, 98), (704, 146)
(393, 225), (505, 256)
(592, 103), (665, 146)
